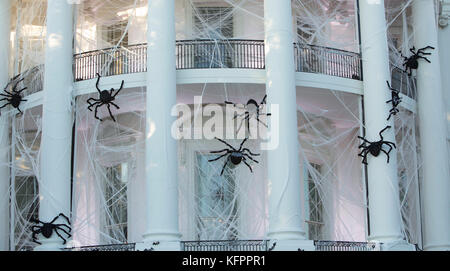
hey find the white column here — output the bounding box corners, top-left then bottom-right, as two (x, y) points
(35, 0), (74, 251)
(0, 0), (11, 251)
(359, 0), (412, 249)
(138, 0), (180, 251)
(264, 0), (313, 251)
(413, 0), (450, 251)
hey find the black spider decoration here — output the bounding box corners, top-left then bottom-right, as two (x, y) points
(358, 126), (396, 165)
(87, 73), (123, 122)
(208, 137), (260, 176)
(386, 81), (402, 121)
(0, 76), (27, 115)
(225, 95), (271, 133)
(401, 46), (434, 76)
(30, 213), (72, 245)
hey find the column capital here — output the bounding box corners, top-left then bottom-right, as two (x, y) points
(439, 0), (450, 27)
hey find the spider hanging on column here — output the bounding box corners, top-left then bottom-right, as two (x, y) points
(386, 81), (402, 121)
(30, 213), (72, 245)
(87, 73), (124, 122)
(0, 75), (27, 115)
(401, 46), (434, 76)
(358, 126), (396, 165)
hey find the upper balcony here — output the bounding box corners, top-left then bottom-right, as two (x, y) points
(73, 40), (362, 82)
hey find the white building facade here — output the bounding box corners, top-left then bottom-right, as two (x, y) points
(0, 0), (448, 251)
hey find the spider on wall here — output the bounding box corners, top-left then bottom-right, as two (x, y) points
(30, 213), (72, 245)
(208, 137), (260, 176)
(87, 73), (124, 122)
(0, 76), (27, 115)
(225, 95), (271, 135)
(358, 126), (396, 165)
(386, 81), (402, 121)
(401, 46), (434, 76)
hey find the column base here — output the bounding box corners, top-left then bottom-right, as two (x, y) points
(33, 238), (66, 251)
(380, 240), (417, 251)
(423, 243), (450, 251)
(135, 241), (181, 251)
(267, 239), (315, 251)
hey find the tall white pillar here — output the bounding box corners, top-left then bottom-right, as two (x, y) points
(413, 0), (450, 251)
(36, 0), (74, 251)
(359, 0), (413, 250)
(264, 0), (314, 251)
(0, 0), (11, 251)
(138, 0), (181, 251)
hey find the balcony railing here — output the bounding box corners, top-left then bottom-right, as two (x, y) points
(73, 40), (362, 81)
(66, 240), (380, 251)
(294, 44), (362, 80)
(314, 241), (379, 251)
(391, 65), (417, 99)
(67, 243), (136, 251)
(181, 240), (268, 251)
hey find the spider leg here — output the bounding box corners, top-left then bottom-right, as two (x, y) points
(418, 56), (431, 63)
(210, 149), (229, 154)
(384, 141), (397, 149)
(55, 224), (72, 236)
(54, 228), (68, 245)
(0, 93), (11, 97)
(107, 104), (116, 122)
(113, 80), (124, 97)
(220, 159), (229, 176)
(242, 158), (253, 173)
(261, 94), (268, 104)
(381, 149), (391, 164)
(87, 99), (100, 111)
(17, 87), (27, 93)
(379, 126), (391, 140)
(110, 101), (120, 110)
(96, 73), (102, 94)
(358, 136), (371, 145)
(32, 228), (42, 245)
(243, 153), (259, 163)
(209, 152), (229, 162)
(238, 137), (249, 151)
(16, 107), (23, 115)
(242, 148), (260, 156)
(94, 103), (103, 121)
(215, 137), (236, 151)
(358, 149), (369, 165)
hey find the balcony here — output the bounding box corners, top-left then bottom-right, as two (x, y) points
(66, 240), (380, 251)
(73, 40), (362, 82)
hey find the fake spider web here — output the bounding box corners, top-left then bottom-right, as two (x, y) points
(0, 0), (427, 250)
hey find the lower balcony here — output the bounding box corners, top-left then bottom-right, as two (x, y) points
(66, 240), (380, 251)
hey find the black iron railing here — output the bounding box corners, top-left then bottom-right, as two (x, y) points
(67, 243), (136, 251)
(294, 44), (362, 80)
(73, 40), (362, 81)
(314, 241), (378, 251)
(181, 240), (268, 251)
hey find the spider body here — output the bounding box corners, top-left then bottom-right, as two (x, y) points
(225, 95), (271, 134)
(358, 126), (396, 165)
(87, 73), (124, 122)
(0, 77), (27, 114)
(401, 46), (434, 76)
(386, 81), (402, 121)
(30, 213), (72, 245)
(209, 138), (260, 176)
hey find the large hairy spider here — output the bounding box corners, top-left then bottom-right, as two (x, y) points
(225, 95), (271, 134)
(30, 213), (72, 245)
(386, 81), (402, 121)
(87, 73), (123, 122)
(0, 77), (27, 115)
(209, 137), (260, 176)
(401, 46), (434, 76)
(358, 126), (396, 165)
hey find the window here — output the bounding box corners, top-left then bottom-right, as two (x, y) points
(104, 163), (128, 243)
(14, 176), (39, 251)
(195, 153), (238, 240)
(193, 7), (234, 68)
(304, 163), (324, 240)
(104, 21), (129, 74)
